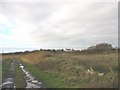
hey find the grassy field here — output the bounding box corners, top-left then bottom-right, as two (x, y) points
(2, 50), (118, 88)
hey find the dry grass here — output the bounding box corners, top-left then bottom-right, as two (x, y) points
(2, 54), (21, 60)
(2, 50), (118, 88)
(20, 51), (53, 64)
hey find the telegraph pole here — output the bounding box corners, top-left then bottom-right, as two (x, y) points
(2, 50), (3, 54)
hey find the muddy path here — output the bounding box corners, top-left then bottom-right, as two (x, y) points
(1, 60), (43, 89)
(2, 60), (15, 88)
(19, 62), (42, 88)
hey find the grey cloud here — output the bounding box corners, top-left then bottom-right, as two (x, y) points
(1, 1), (118, 49)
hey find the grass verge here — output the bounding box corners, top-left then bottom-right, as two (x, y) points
(15, 63), (26, 88)
(22, 61), (75, 88)
(2, 59), (12, 80)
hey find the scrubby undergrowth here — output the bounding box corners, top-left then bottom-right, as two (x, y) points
(2, 50), (118, 88)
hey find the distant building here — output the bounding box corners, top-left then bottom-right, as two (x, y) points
(87, 46), (95, 50)
(64, 49), (73, 52)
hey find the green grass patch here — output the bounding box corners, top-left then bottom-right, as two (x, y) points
(22, 61), (76, 88)
(2, 59), (12, 79)
(15, 63), (26, 88)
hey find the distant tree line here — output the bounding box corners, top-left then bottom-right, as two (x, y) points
(2, 43), (118, 55)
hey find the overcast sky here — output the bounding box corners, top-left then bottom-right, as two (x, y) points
(0, 0), (118, 52)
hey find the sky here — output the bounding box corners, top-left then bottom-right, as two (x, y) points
(0, 0), (118, 53)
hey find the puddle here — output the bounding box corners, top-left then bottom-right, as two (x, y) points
(26, 82), (41, 88)
(2, 78), (15, 88)
(19, 64), (41, 88)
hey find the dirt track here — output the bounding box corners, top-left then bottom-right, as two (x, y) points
(2, 61), (15, 88)
(1, 60), (43, 89)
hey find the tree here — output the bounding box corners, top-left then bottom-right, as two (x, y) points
(95, 43), (112, 51)
(87, 43), (113, 51)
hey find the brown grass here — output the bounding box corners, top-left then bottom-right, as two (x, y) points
(2, 51), (118, 88)
(2, 54), (21, 60)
